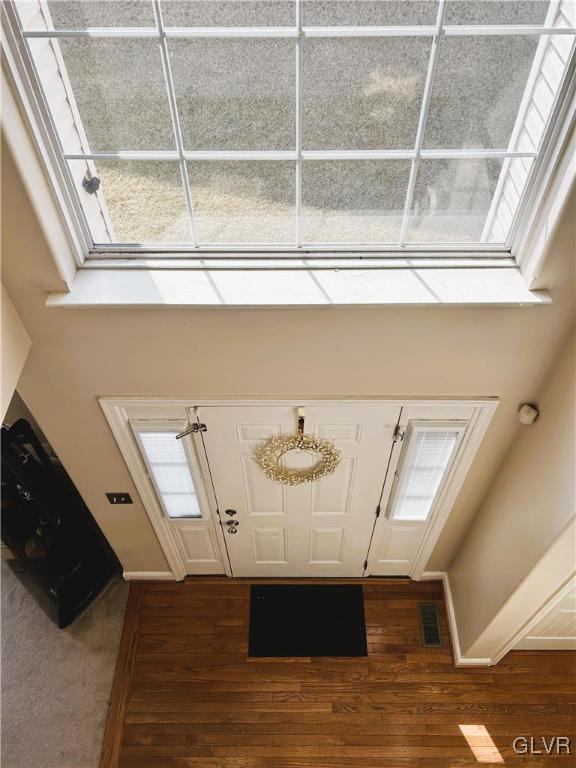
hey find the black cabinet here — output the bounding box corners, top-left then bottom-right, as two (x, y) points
(1, 419), (120, 627)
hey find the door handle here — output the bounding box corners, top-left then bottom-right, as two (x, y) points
(226, 520), (239, 528)
(224, 509), (237, 517)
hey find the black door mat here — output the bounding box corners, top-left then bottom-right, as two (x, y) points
(248, 584), (367, 657)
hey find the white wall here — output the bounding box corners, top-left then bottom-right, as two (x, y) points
(1, 283), (31, 419)
(449, 328), (576, 660)
(2, 136), (575, 575)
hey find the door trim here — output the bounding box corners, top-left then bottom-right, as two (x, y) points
(100, 398), (499, 580)
(100, 402), (188, 580)
(365, 403), (498, 579)
(409, 404), (497, 579)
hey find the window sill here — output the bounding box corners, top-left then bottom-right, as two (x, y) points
(46, 265), (551, 308)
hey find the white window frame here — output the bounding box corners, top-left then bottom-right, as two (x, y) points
(385, 420), (468, 522)
(2, 0), (575, 268)
(131, 419), (206, 521)
(511, 64), (576, 287)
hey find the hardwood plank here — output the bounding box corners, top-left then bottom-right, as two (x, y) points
(99, 583), (144, 768)
(101, 578), (576, 768)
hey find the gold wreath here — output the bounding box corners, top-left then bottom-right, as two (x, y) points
(253, 432), (341, 486)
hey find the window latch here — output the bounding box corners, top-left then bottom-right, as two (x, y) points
(393, 425), (406, 443)
(175, 423), (207, 440)
(82, 175), (100, 195)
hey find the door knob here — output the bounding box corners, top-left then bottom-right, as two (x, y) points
(224, 509), (237, 517)
(228, 527), (238, 534)
(226, 520), (239, 528)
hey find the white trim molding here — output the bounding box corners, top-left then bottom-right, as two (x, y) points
(513, 575), (576, 651)
(425, 519), (576, 667)
(2, 1), (87, 278)
(421, 571), (492, 667)
(123, 571), (175, 581)
(1, 60), (78, 287)
(409, 401), (498, 581)
(46, 265), (551, 308)
(517, 117), (576, 288)
(100, 401), (187, 581)
(101, 397), (498, 586)
(480, 518), (576, 664)
(484, 0), (576, 247)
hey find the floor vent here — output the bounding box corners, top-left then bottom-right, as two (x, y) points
(418, 602), (442, 647)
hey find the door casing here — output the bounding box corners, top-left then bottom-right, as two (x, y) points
(130, 418), (226, 575)
(366, 405), (479, 579)
(100, 398), (499, 581)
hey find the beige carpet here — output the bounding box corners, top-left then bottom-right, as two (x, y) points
(1, 559), (128, 768)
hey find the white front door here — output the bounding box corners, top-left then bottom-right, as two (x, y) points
(198, 404), (401, 577)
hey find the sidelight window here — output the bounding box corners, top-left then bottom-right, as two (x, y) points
(388, 422), (467, 522)
(133, 425), (202, 518)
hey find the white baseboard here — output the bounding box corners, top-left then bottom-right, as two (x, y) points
(123, 571), (175, 581)
(421, 571), (492, 667)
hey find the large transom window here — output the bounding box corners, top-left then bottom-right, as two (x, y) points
(12, 0), (576, 253)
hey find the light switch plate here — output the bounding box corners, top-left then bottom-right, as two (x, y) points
(106, 492), (133, 505)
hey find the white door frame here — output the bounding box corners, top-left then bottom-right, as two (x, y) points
(99, 401), (231, 580)
(100, 398), (498, 580)
(408, 402), (495, 579)
(366, 403), (497, 579)
(130, 417), (226, 577)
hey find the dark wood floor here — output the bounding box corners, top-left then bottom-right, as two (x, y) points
(101, 578), (576, 768)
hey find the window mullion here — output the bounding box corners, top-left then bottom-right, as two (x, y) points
(295, 0), (303, 247)
(399, 0), (447, 246)
(153, 0), (198, 247)
(62, 149), (537, 162)
(21, 26), (576, 40)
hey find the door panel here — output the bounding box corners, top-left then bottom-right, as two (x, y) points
(250, 527), (288, 564)
(174, 524), (223, 571)
(370, 523), (424, 575)
(198, 404), (401, 576)
(309, 527), (346, 563)
(312, 456), (356, 515)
